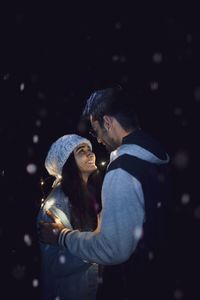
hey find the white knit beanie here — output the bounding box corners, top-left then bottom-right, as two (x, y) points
(45, 134), (92, 187)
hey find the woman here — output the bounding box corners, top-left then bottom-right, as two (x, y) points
(37, 134), (103, 300)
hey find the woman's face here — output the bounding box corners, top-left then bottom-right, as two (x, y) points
(73, 143), (97, 177)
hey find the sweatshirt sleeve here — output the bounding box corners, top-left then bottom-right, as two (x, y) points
(59, 169), (145, 265)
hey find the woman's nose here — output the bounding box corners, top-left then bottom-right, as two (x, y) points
(87, 151), (94, 157)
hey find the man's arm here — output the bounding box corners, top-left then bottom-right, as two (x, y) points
(58, 169), (145, 265)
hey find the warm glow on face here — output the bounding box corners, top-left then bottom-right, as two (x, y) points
(73, 143), (97, 178)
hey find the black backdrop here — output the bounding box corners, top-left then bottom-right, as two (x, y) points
(1, 2), (199, 299)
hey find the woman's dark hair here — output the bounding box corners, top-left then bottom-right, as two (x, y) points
(61, 152), (103, 231)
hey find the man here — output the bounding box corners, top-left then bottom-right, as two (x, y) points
(40, 86), (171, 299)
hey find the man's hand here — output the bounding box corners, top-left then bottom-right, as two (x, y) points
(39, 210), (65, 245)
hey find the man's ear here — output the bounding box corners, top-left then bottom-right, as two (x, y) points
(103, 115), (112, 130)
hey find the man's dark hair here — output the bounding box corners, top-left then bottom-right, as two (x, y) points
(82, 85), (140, 131)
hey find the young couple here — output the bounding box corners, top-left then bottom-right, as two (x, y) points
(38, 86), (171, 300)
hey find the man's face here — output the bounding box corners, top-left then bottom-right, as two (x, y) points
(90, 116), (118, 152)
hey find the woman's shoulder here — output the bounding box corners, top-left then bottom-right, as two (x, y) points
(42, 185), (70, 212)
(37, 185), (72, 226)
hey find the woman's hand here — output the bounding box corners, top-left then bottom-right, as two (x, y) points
(39, 210), (66, 245)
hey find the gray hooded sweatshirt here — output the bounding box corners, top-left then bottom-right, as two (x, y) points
(58, 129), (170, 266)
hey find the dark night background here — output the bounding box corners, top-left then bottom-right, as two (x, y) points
(1, 2), (200, 299)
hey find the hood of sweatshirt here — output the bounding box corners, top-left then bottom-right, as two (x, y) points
(110, 129), (170, 166)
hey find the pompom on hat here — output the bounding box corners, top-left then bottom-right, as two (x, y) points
(45, 134), (92, 187)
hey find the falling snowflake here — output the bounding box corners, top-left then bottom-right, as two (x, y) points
(181, 193), (190, 205)
(3, 73), (10, 80)
(20, 83), (25, 91)
(150, 81), (159, 91)
(194, 205), (200, 220)
(173, 150), (189, 170)
(112, 55), (119, 62)
(194, 86), (200, 102)
(32, 278), (39, 287)
(35, 119), (42, 127)
(174, 288), (184, 299)
(59, 255), (66, 264)
(133, 226), (143, 240)
(186, 34), (192, 43)
(115, 22), (122, 29)
(33, 135), (39, 143)
(24, 234), (32, 246)
(157, 202), (162, 208)
(26, 163), (37, 174)
(148, 251), (154, 260)
(152, 52), (163, 64)
(173, 107), (183, 116)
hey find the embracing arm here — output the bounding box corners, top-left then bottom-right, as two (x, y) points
(58, 169), (145, 265)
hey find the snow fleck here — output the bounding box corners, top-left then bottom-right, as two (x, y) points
(157, 202), (162, 208)
(32, 278), (39, 287)
(3, 73), (10, 80)
(35, 119), (42, 127)
(174, 288), (184, 299)
(26, 163), (37, 174)
(181, 193), (190, 205)
(150, 81), (159, 91)
(112, 55), (126, 63)
(20, 82), (25, 91)
(194, 205), (200, 220)
(173, 150), (189, 170)
(174, 107), (183, 116)
(194, 86), (200, 102)
(115, 22), (122, 29)
(152, 52), (163, 64)
(133, 226), (143, 240)
(112, 55), (120, 62)
(24, 234), (32, 246)
(186, 34), (192, 43)
(148, 251), (154, 260)
(59, 255), (66, 264)
(33, 135), (39, 143)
